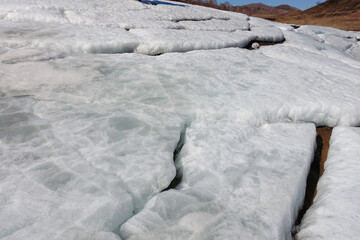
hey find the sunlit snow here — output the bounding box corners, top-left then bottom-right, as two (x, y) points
(121, 122), (317, 240)
(0, 0), (359, 239)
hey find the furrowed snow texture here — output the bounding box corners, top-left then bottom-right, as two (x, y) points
(0, 0), (360, 239)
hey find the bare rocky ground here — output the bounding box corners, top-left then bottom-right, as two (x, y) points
(277, 11), (360, 31)
(174, 0), (360, 31)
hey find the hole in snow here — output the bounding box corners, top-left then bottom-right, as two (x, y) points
(293, 126), (333, 235)
(246, 39), (286, 50)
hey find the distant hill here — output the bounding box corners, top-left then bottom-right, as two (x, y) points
(172, 0), (301, 20)
(277, 0), (360, 31)
(231, 3), (301, 21)
(172, 0), (360, 31)
(275, 4), (300, 12)
(304, 0), (360, 14)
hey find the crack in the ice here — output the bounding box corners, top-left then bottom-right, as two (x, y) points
(138, 37), (286, 56)
(292, 126), (333, 236)
(113, 122), (190, 238)
(161, 122), (189, 192)
(172, 16), (230, 23)
(294, 134), (321, 227)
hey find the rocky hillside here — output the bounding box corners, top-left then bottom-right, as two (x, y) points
(277, 0), (360, 31)
(173, 0), (360, 31)
(232, 3), (301, 20)
(173, 0), (301, 20)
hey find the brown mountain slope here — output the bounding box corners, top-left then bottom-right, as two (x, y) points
(277, 0), (360, 31)
(304, 0), (360, 14)
(275, 4), (300, 12)
(172, 0), (359, 31)
(232, 3), (301, 20)
(172, 1), (301, 21)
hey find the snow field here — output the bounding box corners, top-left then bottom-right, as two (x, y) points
(0, 0), (359, 239)
(0, 0), (255, 55)
(0, 19), (258, 55)
(2, 45), (360, 127)
(0, 96), (183, 240)
(0, 20), (140, 54)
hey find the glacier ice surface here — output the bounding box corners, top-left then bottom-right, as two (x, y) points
(120, 122), (317, 240)
(0, 0), (360, 239)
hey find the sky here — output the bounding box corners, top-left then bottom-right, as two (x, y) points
(216, 0), (327, 10)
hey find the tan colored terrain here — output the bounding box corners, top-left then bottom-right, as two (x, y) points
(316, 127), (333, 177)
(277, 0), (360, 31)
(174, 0), (360, 31)
(231, 3), (301, 21)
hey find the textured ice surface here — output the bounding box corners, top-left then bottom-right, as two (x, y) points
(0, 0), (360, 239)
(0, 0), (252, 54)
(1, 46), (360, 126)
(177, 18), (249, 32)
(295, 25), (360, 63)
(0, 96), (183, 240)
(249, 17), (295, 31)
(120, 122), (317, 240)
(250, 26), (284, 42)
(0, 20), (140, 54)
(131, 28), (256, 55)
(0, 47), (186, 240)
(295, 127), (360, 240)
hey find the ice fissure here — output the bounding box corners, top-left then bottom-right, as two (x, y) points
(293, 127), (333, 234)
(162, 122), (189, 192)
(172, 17), (221, 23)
(295, 127), (360, 239)
(118, 123), (318, 240)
